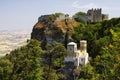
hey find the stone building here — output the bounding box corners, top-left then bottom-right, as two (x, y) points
(64, 40), (89, 67)
(73, 8), (109, 23)
(56, 14), (69, 21)
(87, 8), (102, 22)
(38, 13), (69, 22)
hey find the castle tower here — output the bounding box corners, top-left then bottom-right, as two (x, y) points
(87, 9), (94, 22)
(64, 42), (77, 62)
(67, 42), (77, 54)
(95, 8), (102, 22)
(87, 8), (102, 22)
(64, 40), (89, 67)
(80, 40), (87, 52)
(79, 40), (89, 65)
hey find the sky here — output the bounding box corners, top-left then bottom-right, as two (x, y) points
(0, 0), (120, 31)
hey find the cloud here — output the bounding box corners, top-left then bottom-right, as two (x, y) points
(72, 1), (109, 10)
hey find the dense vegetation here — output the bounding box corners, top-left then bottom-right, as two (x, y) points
(0, 40), (67, 80)
(0, 17), (120, 80)
(72, 18), (120, 79)
(75, 12), (86, 16)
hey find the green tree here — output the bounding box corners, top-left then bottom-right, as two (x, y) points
(42, 42), (67, 80)
(0, 58), (13, 80)
(78, 64), (97, 80)
(73, 17), (120, 80)
(9, 39), (43, 80)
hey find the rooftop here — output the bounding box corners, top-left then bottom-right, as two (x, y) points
(80, 40), (87, 44)
(68, 42), (76, 45)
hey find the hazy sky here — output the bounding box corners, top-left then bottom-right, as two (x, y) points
(0, 0), (120, 31)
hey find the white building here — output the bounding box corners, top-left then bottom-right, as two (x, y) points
(64, 40), (89, 67)
(64, 42), (77, 62)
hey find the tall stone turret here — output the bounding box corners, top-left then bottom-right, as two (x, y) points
(87, 8), (102, 22)
(79, 40), (89, 65)
(80, 40), (87, 52)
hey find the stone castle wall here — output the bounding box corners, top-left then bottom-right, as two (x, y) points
(73, 8), (108, 23)
(38, 14), (69, 22)
(87, 8), (102, 22)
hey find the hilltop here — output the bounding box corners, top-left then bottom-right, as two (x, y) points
(31, 9), (109, 49)
(0, 9), (120, 79)
(31, 13), (79, 49)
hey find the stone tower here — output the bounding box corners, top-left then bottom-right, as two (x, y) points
(79, 40), (89, 65)
(64, 40), (89, 67)
(87, 8), (102, 22)
(80, 40), (87, 52)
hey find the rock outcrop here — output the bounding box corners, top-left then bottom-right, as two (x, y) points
(31, 13), (79, 49)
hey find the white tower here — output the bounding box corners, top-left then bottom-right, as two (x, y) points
(64, 40), (89, 67)
(67, 42), (77, 54)
(65, 42), (77, 62)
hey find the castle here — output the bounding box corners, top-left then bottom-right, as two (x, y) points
(87, 8), (102, 22)
(38, 13), (69, 22)
(64, 40), (89, 67)
(38, 8), (108, 24)
(73, 8), (109, 23)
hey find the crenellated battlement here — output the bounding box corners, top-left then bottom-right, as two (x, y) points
(73, 8), (109, 23)
(87, 8), (102, 22)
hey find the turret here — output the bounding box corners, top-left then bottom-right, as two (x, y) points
(80, 40), (87, 52)
(79, 40), (88, 65)
(64, 42), (77, 62)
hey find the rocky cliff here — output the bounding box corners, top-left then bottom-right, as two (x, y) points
(31, 13), (79, 49)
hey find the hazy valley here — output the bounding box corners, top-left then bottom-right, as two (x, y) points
(0, 30), (30, 57)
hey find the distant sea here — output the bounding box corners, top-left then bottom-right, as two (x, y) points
(0, 29), (30, 57)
